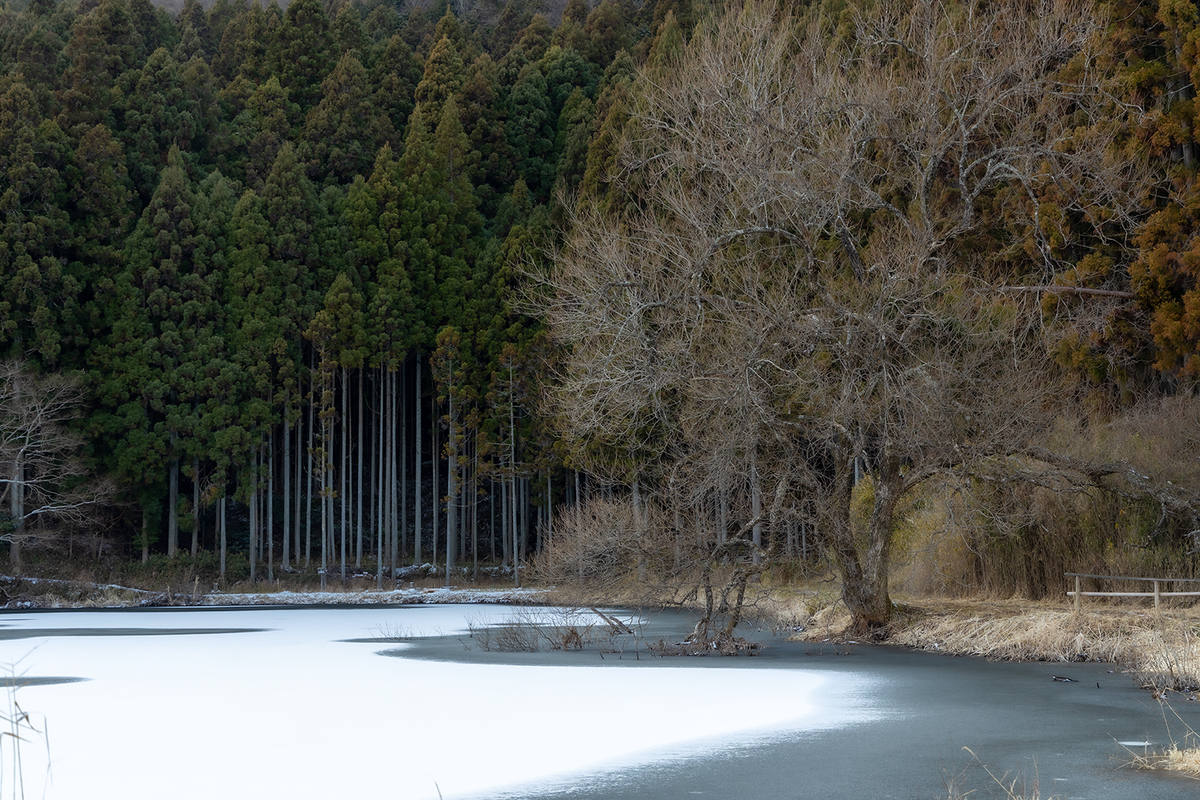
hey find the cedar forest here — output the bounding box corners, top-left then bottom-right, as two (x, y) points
(3, 0), (1200, 631)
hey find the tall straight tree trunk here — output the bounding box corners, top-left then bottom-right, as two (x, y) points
(508, 368), (518, 585)
(168, 454), (178, 557)
(500, 477), (509, 567)
(356, 369), (364, 569)
(306, 367), (315, 570)
(459, 435), (468, 563)
(139, 506), (148, 563)
(368, 373), (377, 554)
(432, 391), (439, 569)
(399, 363), (407, 560)
(389, 367), (398, 577)
(319, 418), (327, 592)
(294, 389), (302, 567)
(376, 365), (385, 589)
(521, 477), (529, 563)
(384, 366), (393, 579)
(283, 394), (291, 570)
(327, 460), (336, 585)
(460, 404), (467, 569)
(414, 357), (422, 566)
(219, 494), (226, 580)
(249, 457), (257, 583)
(471, 439), (478, 580)
(340, 366), (348, 583)
(295, 388), (302, 563)
(191, 457), (200, 557)
(445, 387), (457, 586)
(318, 365), (329, 591)
(268, 430), (275, 582)
(511, 473), (520, 586)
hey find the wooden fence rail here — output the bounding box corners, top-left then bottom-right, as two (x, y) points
(1065, 572), (1200, 612)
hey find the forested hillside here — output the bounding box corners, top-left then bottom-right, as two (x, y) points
(1, 0), (1199, 619)
(0, 0), (660, 580)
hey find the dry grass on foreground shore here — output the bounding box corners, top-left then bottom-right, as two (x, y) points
(790, 596), (1200, 693)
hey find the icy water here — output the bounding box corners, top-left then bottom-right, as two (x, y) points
(0, 605), (1197, 800)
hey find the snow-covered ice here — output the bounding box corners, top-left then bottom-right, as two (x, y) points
(0, 605), (877, 799)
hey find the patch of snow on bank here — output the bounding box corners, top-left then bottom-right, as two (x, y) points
(203, 585), (547, 605)
(0, 606), (876, 800)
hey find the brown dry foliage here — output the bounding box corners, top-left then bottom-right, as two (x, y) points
(542, 0), (1156, 635)
(794, 597), (1200, 690)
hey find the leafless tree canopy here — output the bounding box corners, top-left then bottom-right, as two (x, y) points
(542, 0), (1154, 634)
(0, 361), (113, 565)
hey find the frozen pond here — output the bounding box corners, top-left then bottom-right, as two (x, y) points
(4, 604), (1199, 800)
(0, 606), (876, 800)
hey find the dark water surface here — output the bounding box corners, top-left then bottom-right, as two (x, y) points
(400, 609), (1200, 800)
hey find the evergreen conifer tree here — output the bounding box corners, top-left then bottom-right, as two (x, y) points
(300, 50), (374, 184)
(268, 0), (334, 114)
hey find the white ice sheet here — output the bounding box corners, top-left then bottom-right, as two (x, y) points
(0, 606), (875, 799)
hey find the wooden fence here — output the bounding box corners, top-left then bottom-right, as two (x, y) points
(1065, 572), (1200, 612)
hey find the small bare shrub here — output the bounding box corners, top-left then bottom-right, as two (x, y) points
(530, 500), (641, 598)
(373, 624), (414, 642)
(468, 608), (619, 653)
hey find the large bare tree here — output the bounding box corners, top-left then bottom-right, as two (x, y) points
(543, 0), (1150, 634)
(0, 361), (113, 567)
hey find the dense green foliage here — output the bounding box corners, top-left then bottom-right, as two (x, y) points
(0, 0), (653, 573)
(0, 0), (1197, 591)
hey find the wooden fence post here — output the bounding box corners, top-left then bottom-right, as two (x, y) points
(1074, 574), (1081, 613)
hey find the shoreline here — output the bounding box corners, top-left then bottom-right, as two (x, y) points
(0, 574), (549, 610)
(5, 571), (1198, 695)
(793, 595), (1200, 695)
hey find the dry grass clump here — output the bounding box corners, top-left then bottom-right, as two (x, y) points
(888, 604), (1132, 662)
(1125, 700), (1200, 779)
(791, 597), (1200, 690)
(943, 748), (1052, 799)
(1129, 743), (1200, 777)
(1125, 625), (1200, 691)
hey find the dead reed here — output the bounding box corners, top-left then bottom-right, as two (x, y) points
(1123, 699), (1200, 779)
(943, 748), (1052, 799)
(790, 597), (1200, 691)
